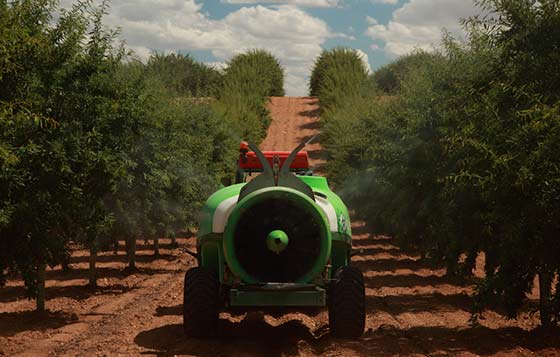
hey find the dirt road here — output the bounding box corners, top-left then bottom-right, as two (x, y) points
(260, 96), (326, 173)
(1, 97), (559, 356)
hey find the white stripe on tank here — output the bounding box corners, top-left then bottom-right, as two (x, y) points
(211, 193), (339, 233)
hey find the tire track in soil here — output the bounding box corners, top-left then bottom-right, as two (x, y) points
(2, 97), (559, 356)
(49, 268), (187, 356)
(0, 239), (198, 356)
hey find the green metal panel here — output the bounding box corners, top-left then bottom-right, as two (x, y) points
(199, 235), (225, 281)
(197, 174), (352, 287)
(198, 183), (244, 237)
(229, 287), (326, 306)
(331, 239), (350, 274)
(299, 176), (352, 237)
(299, 176), (330, 191)
(198, 175), (351, 237)
(332, 230), (352, 246)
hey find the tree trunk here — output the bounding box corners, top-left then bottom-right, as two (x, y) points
(153, 236), (159, 257)
(125, 237), (130, 259)
(36, 263), (46, 312)
(170, 232), (177, 248)
(61, 258), (70, 272)
(464, 248), (477, 276)
(539, 271), (553, 327)
(128, 237), (136, 269)
(113, 239), (119, 255)
(89, 245), (97, 287)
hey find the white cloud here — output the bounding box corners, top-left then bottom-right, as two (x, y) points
(366, 0), (478, 57)
(355, 49), (372, 74)
(370, 0), (399, 4)
(221, 0), (340, 7)
(87, 1), (334, 95)
(205, 62), (227, 71)
(127, 45), (153, 60)
(366, 15), (378, 25)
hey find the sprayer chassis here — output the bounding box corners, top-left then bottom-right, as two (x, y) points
(196, 175), (351, 307)
(183, 141), (365, 338)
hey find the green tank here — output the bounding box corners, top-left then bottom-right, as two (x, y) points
(183, 139), (365, 338)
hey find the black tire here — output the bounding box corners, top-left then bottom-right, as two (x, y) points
(328, 266), (365, 338)
(183, 267), (219, 337)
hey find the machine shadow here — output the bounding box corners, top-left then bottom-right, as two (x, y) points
(135, 315), (327, 357)
(135, 318), (560, 357)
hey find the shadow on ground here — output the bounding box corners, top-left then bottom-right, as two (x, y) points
(135, 315), (325, 357)
(298, 118), (321, 128)
(0, 310), (79, 337)
(0, 283), (138, 304)
(364, 272), (457, 288)
(306, 149), (328, 161)
(136, 225), (560, 356)
(68, 252), (177, 265)
(360, 325), (560, 356)
(43, 266), (179, 282)
(135, 317), (560, 357)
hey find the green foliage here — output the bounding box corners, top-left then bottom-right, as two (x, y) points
(323, 0), (560, 326)
(0, 0), (237, 303)
(308, 48), (377, 182)
(226, 49), (285, 97)
(0, 0), (123, 297)
(213, 49), (285, 143)
(105, 68), (236, 246)
(144, 53), (223, 97)
(308, 48), (373, 111)
(372, 51), (443, 94)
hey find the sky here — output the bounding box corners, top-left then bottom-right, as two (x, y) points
(60, 0), (482, 95)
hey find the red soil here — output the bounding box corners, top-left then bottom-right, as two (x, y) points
(260, 96), (326, 173)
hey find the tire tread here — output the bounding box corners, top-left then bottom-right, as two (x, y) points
(183, 267), (219, 337)
(328, 266), (365, 338)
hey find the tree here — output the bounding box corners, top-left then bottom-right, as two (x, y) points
(0, 0), (237, 305)
(225, 49), (285, 97)
(213, 49), (285, 143)
(144, 53), (223, 97)
(0, 0), (127, 304)
(308, 47), (372, 107)
(321, 0), (560, 327)
(372, 51), (442, 94)
(103, 63), (237, 269)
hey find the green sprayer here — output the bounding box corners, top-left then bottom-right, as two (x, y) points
(183, 139), (365, 338)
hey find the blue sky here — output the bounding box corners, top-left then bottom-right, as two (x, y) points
(61, 0), (480, 95)
(199, 0), (404, 72)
